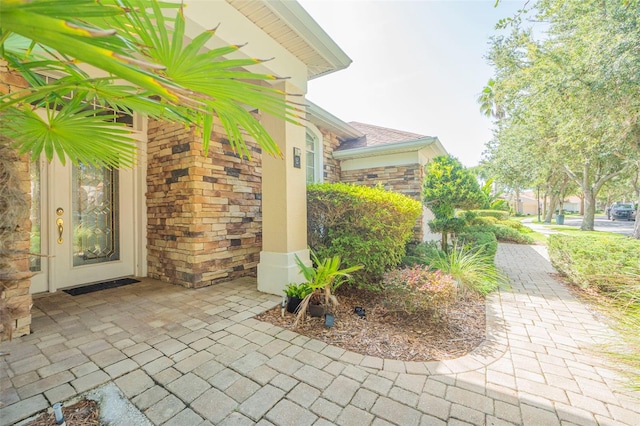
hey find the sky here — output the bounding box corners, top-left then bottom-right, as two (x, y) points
(297, 0), (524, 167)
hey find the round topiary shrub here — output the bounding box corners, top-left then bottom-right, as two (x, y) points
(307, 183), (422, 287)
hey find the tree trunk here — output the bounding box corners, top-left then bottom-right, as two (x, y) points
(441, 231), (449, 254)
(633, 202), (640, 239)
(0, 143), (33, 340)
(580, 188), (596, 231)
(564, 161), (622, 233)
(632, 168), (640, 240)
(545, 193), (558, 223)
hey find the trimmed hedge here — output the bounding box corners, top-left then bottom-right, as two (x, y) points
(470, 216), (498, 226)
(497, 219), (530, 232)
(464, 224), (534, 245)
(548, 235), (640, 289)
(307, 183), (422, 286)
(492, 224), (534, 244)
(469, 209), (509, 220)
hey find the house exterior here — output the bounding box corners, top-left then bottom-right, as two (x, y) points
(1, 1), (445, 340)
(518, 191), (582, 216)
(305, 104), (447, 241)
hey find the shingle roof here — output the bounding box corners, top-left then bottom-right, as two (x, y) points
(337, 122), (431, 151)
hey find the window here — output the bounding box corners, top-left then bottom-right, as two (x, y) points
(305, 129), (323, 184)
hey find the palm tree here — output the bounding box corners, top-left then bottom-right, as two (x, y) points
(1, 0), (302, 166)
(477, 78), (504, 119)
(0, 0), (301, 339)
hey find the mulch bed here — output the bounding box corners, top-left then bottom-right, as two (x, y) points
(23, 399), (99, 426)
(256, 287), (486, 361)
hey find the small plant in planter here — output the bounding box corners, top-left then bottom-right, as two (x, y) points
(292, 251), (363, 327)
(306, 292), (324, 318)
(283, 283), (312, 313)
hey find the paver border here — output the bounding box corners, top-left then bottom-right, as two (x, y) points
(255, 288), (509, 376)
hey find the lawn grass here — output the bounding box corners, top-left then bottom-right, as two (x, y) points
(544, 225), (625, 238)
(528, 231), (548, 245)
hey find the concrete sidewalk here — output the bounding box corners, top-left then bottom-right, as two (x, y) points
(1, 244), (638, 425)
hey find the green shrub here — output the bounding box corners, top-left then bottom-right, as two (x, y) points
(548, 235), (640, 290)
(402, 241), (445, 266)
(463, 224), (533, 245)
(307, 183), (422, 287)
(470, 216), (498, 226)
(547, 234), (640, 389)
(497, 219), (528, 232)
(427, 247), (506, 295)
(457, 229), (498, 261)
(469, 209), (509, 220)
(492, 224), (534, 244)
(382, 265), (457, 315)
(283, 283), (313, 298)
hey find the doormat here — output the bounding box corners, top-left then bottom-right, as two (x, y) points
(63, 278), (141, 296)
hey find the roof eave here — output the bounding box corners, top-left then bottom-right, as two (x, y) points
(307, 101), (364, 140)
(333, 137), (440, 160)
(263, 1), (352, 79)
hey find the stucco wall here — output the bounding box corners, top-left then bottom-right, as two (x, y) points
(146, 120), (263, 288)
(0, 63), (33, 340)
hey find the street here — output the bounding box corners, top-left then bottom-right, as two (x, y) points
(562, 215), (635, 236)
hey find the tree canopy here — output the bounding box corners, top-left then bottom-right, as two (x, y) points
(482, 0), (640, 237)
(423, 155), (486, 250)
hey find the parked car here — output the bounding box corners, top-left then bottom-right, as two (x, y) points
(607, 203), (636, 221)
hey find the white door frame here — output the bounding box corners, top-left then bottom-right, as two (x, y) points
(30, 115), (148, 293)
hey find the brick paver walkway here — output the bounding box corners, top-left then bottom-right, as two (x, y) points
(1, 244), (638, 425)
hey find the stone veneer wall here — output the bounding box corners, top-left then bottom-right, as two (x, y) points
(340, 164), (425, 241)
(0, 62), (33, 340)
(146, 120), (262, 288)
(320, 129), (342, 183)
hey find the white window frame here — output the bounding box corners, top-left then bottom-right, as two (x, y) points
(305, 124), (324, 184)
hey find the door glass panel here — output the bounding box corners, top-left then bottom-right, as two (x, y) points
(30, 162), (41, 272)
(72, 164), (120, 266)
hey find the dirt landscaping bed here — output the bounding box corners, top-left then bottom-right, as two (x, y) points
(256, 287), (486, 361)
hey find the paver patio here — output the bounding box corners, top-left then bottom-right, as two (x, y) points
(1, 244), (638, 425)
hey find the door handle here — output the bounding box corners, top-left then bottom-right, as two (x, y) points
(56, 218), (64, 244)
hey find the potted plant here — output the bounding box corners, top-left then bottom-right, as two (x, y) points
(307, 292), (324, 318)
(283, 283), (312, 313)
(292, 251), (363, 327)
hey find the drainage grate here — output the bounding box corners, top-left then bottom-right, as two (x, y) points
(63, 278), (141, 296)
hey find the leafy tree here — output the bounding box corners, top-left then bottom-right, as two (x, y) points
(423, 156), (487, 251)
(484, 0), (640, 234)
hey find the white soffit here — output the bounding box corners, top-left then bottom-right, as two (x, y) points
(333, 137), (441, 160)
(226, 0), (352, 79)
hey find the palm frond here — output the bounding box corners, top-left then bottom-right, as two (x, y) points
(2, 102), (137, 168)
(0, 0), (302, 166)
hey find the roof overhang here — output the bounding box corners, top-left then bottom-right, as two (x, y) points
(306, 101), (364, 140)
(226, 0), (352, 80)
(333, 137), (445, 160)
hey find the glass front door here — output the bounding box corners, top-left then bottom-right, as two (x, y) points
(72, 164), (120, 266)
(30, 159), (135, 293)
